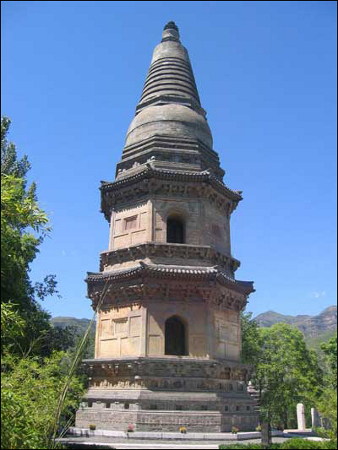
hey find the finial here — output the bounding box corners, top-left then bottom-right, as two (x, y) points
(164, 21), (179, 32)
(162, 21), (180, 43)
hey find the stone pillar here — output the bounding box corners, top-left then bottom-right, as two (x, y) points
(311, 408), (321, 429)
(297, 403), (306, 430)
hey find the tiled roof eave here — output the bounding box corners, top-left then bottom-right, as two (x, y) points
(100, 167), (242, 201)
(86, 263), (253, 295)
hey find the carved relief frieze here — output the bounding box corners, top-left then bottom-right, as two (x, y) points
(89, 274), (248, 312)
(88, 373), (250, 392)
(83, 358), (251, 385)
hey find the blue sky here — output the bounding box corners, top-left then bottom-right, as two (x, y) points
(2, 1), (337, 319)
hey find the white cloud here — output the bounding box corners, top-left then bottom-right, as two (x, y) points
(311, 291), (326, 298)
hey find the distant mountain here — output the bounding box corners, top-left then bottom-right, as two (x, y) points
(255, 305), (337, 341)
(50, 316), (95, 335)
(254, 311), (311, 328)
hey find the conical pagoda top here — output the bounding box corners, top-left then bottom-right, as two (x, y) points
(135, 21), (203, 115)
(116, 22), (225, 181)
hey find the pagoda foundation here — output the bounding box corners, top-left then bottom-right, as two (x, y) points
(76, 357), (258, 432)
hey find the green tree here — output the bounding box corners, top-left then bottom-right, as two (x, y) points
(320, 333), (337, 387)
(1, 301), (25, 353)
(1, 117), (91, 449)
(1, 116), (32, 181)
(1, 352), (85, 449)
(241, 311), (261, 365)
(315, 333), (337, 437)
(250, 323), (322, 429)
(1, 116), (61, 355)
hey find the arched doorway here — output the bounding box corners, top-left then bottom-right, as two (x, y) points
(165, 316), (187, 356)
(167, 216), (185, 244)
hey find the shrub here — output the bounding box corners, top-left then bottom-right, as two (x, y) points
(64, 445), (114, 449)
(280, 439), (330, 449)
(218, 440), (337, 449)
(219, 445), (272, 449)
(323, 440), (338, 450)
(1, 352), (84, 449)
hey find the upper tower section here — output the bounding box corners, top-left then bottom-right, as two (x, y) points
(116, 22), (225, 181)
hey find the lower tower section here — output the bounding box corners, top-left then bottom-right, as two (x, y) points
(75, 264), (259, 432)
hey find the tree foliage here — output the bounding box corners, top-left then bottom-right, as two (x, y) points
(241, 315), (323, 429)
(219, 439), (337, 449)
(241, 311), (261, 365)
(1, 352), (85, 449)
(1, 301), (25, 353)
(1, 116), (89, 449)
(255, 324), (322, 428)
(1, 116), (32, 182)
(320, 333), (337, 387)
(1, 116), (61, 355)
(315, 333), (337, 436)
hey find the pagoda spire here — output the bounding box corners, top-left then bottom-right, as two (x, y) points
(116, 22), (226, 181)
(135, 21), (203, 115)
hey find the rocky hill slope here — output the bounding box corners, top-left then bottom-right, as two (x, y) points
(255, 305), (337, 339)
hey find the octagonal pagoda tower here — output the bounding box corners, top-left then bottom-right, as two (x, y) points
(76, 22), (258, 433)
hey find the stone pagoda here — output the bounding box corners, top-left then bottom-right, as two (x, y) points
(76, 21), (258, 432)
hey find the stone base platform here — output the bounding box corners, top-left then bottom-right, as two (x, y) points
(75, 357), (259, 433)
(76, 408), (257, 433)
(68, 427), (286, 440)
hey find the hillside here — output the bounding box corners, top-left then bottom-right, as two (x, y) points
(255, 305), (336, 337)
(306, 328), (337, 353)
(254, 305), (337, 350)
(50, 316), (95, 334)
(297, 305), (337, 337)
(253, 311), (311, 328)
(51, 316), (96, 358)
